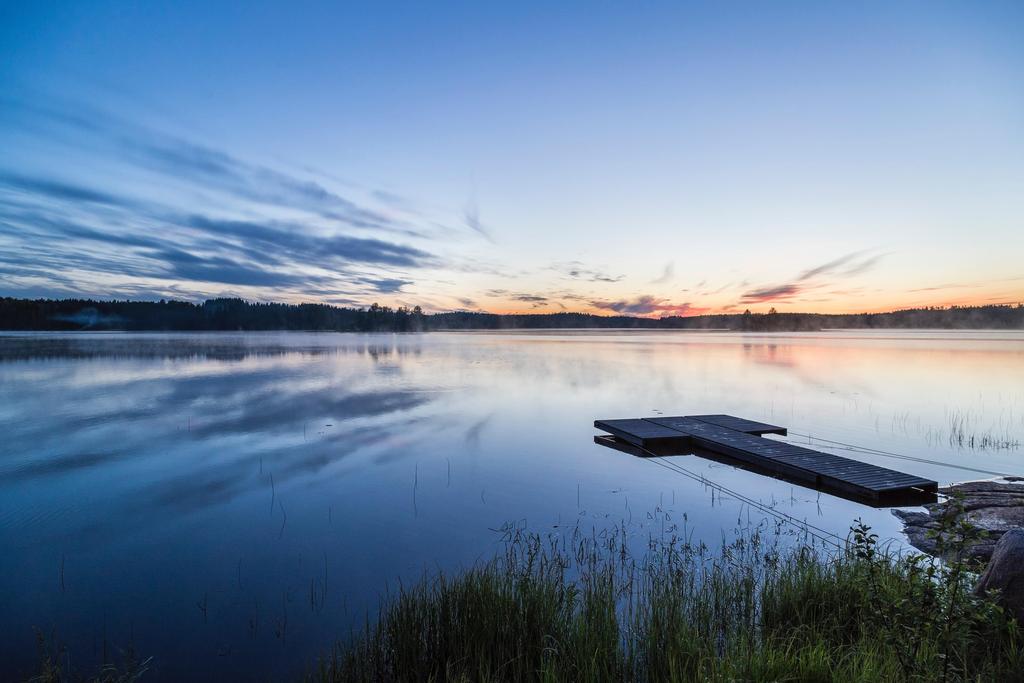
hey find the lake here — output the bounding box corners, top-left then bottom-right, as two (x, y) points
(1, 330), (1023, 680)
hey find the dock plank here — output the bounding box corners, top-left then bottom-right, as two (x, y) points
(592, 419), (692, 447)
(690, 414), (788, 436)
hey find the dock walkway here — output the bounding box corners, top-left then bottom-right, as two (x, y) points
(595, 414), (938, 503)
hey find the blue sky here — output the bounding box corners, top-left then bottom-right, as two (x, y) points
(1, 1), (1022, 314)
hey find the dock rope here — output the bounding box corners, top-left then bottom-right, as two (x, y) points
(784, 432), (1018, 480)
(632, 442), (846, 549)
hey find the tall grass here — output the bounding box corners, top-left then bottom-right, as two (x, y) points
(937, 409), (1021, 451)
(311, 518), (1023, 683)
(891, 406), (1022, 452)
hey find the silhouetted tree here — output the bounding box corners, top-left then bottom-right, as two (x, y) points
(0, 298), (1021, 332)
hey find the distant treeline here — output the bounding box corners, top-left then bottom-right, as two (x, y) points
(1, 297), (1022, 332)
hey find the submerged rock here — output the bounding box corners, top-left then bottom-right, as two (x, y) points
(975, 529), (1024, 623)
(893, 479), (1024, 563)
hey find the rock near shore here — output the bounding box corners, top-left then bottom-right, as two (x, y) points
(974, 529), (1024, 623)
(893, 480), (1024, 563)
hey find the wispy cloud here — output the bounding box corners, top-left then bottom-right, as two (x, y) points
(365, 278), (413, 294)
(650, 262), (674, 285)
(798, 250), (885, 281)
(182, 215), (434, 268)
(463, 195), (493, 242)
(508, 293), (549, 308)
(739, 250), (886, 306)
(479, 290), (551, 308)
(739, 284), (802, 304)
(0, 173), (437, 296)
(590, 295), (708, 317)
(7, 99), (430, 237)
(0, 97), (460, 302)
(551, 260), (625, 283)
(0, 173), (129, 206)
(907, 282), (979, 293)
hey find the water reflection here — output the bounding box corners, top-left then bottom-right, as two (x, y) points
(0, 331), (1021, 681)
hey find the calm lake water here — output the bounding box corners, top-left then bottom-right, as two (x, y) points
(2, 330), (1023, 680)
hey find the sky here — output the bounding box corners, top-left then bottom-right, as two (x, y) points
(1, 1), (1022, 316)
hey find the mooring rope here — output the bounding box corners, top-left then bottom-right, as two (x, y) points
(631, 442), (846, 549)
(785, 431), (1018, 479)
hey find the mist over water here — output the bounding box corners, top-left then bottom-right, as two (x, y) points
(1, 330), (1022, 680)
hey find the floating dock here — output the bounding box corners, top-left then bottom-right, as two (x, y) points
(594, 414), (938, 504)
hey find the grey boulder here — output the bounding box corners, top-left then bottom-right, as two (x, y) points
(975, 528), (1024, 623)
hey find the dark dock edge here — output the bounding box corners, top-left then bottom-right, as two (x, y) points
(594, 414), (938, 506)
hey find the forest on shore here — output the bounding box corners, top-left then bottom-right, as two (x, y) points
(1, 297), (1022, 332)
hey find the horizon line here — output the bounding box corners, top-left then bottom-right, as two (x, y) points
(2, 295), (1022, 320)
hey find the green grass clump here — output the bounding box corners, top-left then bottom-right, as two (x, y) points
(311, 518), (1023, 683)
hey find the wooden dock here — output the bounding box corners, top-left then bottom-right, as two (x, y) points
(594, 414), (938, 503)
